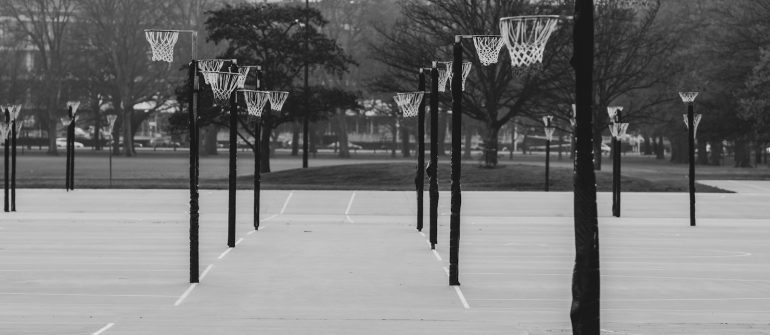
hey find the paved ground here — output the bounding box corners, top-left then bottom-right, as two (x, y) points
(1, 189), (769, 334)
(698, 180), (770, 194)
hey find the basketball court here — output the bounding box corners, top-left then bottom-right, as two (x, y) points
(1, 189), (768, 334)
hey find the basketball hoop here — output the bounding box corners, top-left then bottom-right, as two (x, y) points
(544, 127), (556, 141)
(145, 30), (179, 63)
(237, 67), (251, 89)
(198, 59), (226, 84)
(609, 122), (629, 139)
(394, 92), (424, 118)
(437, 62), (452, 92)
(267, 91), (289, 112)
(570, 104), (577, 128)
(458, 62), (472, 92)
(106, 115), (118, 134)
(7, 105), (21, 121)
(607, 106), (623, 122)
(67, 101), (80, 118)
(500, 15), (562, 72)
(0, 123), (10, 141)
(200, 71), (245, 107)
(242, 90), (269, 118)
(472, 35), (504, 66)
(679, 92), (699, 104)
(542, 115), (553, 127)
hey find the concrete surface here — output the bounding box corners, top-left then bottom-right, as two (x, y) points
(0, 189), (768, 334)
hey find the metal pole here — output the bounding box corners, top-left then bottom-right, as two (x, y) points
(11, 118), (17, 211)
(688, 103), (695, 227)
(227, 64), (239, 248)
(302, 0), (310, 169)
(70, 118), (75, 191)
(449, 37), (462, 286)
(254, 67), (263, 231)
(616, 137), (621, 217)
(545, 139), (550, 192)
(189, 60), (200, 283)
(571, 0), (600, 333)
(109, 140), (113, 187)
(3, 109), (9, 212)
(611, 135), (618, 216)
(65, 107), (71, 191)
(416, 70), (426, 232)
(428, 63), (439, 250)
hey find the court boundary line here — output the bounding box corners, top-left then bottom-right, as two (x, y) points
(92, 322), (114, 335)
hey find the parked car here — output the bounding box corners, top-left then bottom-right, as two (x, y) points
(326, 141), (363, 150)
(56, 138), (84, 148)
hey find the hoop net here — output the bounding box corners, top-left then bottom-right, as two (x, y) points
(460, 62), (472, 91)
(500, 16), (561, 71)
(0, 123), (10, 141)
(542, 115), (553, 127)
(609, 122), (629, 139)
(544, 127), (556, 141)
(106, 114), (118, 134)
(607, 106), (623, 122)
(242, 90), (269, 118)
(198, 59), (226, 84)
(200, 71), (245, 107)
(473, 36), (504, 66)
(268, 91), (289, 112)
(437, 62), (452, 92)
(145, 30), (179, 63)
(7, 105), (21, 121)
(570, 104), (576, 128)
(683, 113), (702, 136)
(679, 92), (699, 103)
(597, 0), (650, 9)
(237, 67), (251, 88)
(67, 101), (80, 118)
(394, 92), (424, 118)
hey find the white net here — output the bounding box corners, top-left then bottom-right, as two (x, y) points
(145, 30), (179, 63)
(473, 35), (504, 66)
(437, 62), (452, 92)
(683, 113), (703, 136)
(0, 123), (10, 141)
(542, 115), (553, 127)
(8, 105), (21, 121)
(200, 71), (245, 107)
(460, 62), (472, 91)
(67, 101), (80, 117)
(607, 106), (623, 122)
(544, 127), (556, 141)
(237, 67), (251, 88)
(268, 91), (289, 111)
(395, 92), (424, 118)
(198, 59), (226, 84)
(609, 122), (629, 139)
(570, 104), (576, 128)
(500, 16), (561, 71)
(679, 91), (699, 103)
(242, 90), (269, 118)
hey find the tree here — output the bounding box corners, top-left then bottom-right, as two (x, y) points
(204, 3), (355, 171)
(1, 0), (78, 155)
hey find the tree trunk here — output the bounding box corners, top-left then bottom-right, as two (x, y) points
(670, 135), (688, 164)
(655, 136), (665, 160)
(335, 111), (350, 158)
(203, 124), (219, 156)
(755, 141), (763, 167)
(734, 138), (752, 167)
(463, 124), (472, 159)
(391, 121), (397, 158)
(401, 125), (411, 158)
(482, 126), (499, 168)
(123, 109), (134, 157)
(291, 121), (300, 156)
(94, 101), (101, 151)
(697, 139), (708, 165)
(643, 135), (653, 155)
(709, 140), (723, 166)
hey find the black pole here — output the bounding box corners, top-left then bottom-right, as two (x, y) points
(189, 60), (200, 284)
(227, 68), (239, 248)
(611, 136), (617, 216)
(571, 0), (600, 333)
(688, 103), (695, 227)
(449, 38), (462, 286)
(3, 109), (9, 212)
(302, 0), (309, 169)
(615, 138), (621, 217)
(69, 119), (75, 191)
(428, 63), (439, 250)
(416, 70), (426, 232)
(109, 140), (113, 187)
(545, 139), (550, 192)
(11, 118), (17, 211)
(254, 67), (263, 231)
(65, 107), (71, 191)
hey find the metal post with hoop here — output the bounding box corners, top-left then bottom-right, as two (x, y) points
(3, 108), (9, 212)
(428, 62), (439, 250)
(543, 115), (555, 192)
(416, 68), (431, 232)
(144, 28), (201, 283)
(679, 91), (700, 227)
(608, 106), (628, 217)
(238, 66), (267, 231)
(9, 105), (21, 211)
(105, 114), (118, 187)
(65, 101), (80, 192)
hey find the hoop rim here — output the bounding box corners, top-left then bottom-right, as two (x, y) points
(500, 15), (567, 21)
(144, 29), (197, 33)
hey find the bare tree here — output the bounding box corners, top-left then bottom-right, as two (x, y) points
(1, 0), (79, 154)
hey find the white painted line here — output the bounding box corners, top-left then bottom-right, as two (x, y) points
(443, 266), (449, 276)
(173, 283), (198, 306)
(0, 292), (175, 298)
(419, 232), (426, 237)
(432, 249), (442, 261)
(261, 214), (279, 222)
(346, 215), (355, 224)
(247, 230), (256, 236)
(345, 192), (357, 214)
(199, 264), (214, 281)
(279, 191), (294, 214)
(235, 237), (245, 246)
(218, 248), (232, 260)
(453, 286), (470, 309)
(92, 322), (115, 335)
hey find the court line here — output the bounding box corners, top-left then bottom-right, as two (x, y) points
(419, 232), (426, 238)
(261, 214), (279, 223)
(345, 192), (356, 214)
(235, 237), (245, 246)
(247, 230), (256, 235)
(92, 322), (115, 335)
(442, 267), (470, 309)
(346, 215), (355, 224)
(279, 191), (294, 215)
(470, 297), (770, 302)
(199, 264), (214, 281)
(432, 250), (442, 261)
(217, 248), (232, 260)
(0, 292), (175, 298)
(173, 283), (197, 306)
